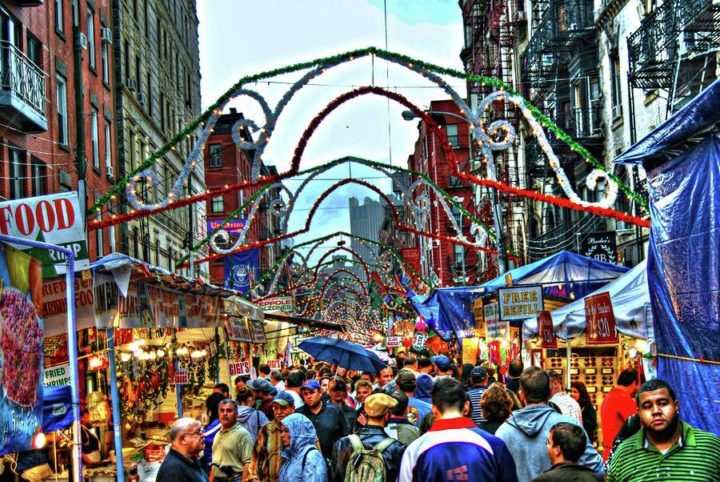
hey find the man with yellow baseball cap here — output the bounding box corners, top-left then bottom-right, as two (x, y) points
(330, 393), (407, 481)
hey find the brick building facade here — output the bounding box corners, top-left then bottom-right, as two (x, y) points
(0, 0), (117, 261)
(406, 99), (478, 286)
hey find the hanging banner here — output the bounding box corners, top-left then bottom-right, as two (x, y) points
(582, 231), (618, 264)
(0, 245), (44, 456)
(462, 337), (479, 365)
(174, 369), (188, 385)
(207, 218), (247, 237)
(584, 292), (618, 345)
(250, 320), (266, 343)
(42, 275), (95, 335)
(224, 249), (259, 294)
(225, 317), (253, 342)
(473, 299), (487, 338)
(0, 192), (89, 276)
(498, 286), (543, 321)
(257, 296), (295, 312)
(484, 302), (499, 337)
(94, 273), (141, 329)
(400, 247), (422, 275)
(537, 311), (557, 348)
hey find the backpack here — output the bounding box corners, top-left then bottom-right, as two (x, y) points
(344, 434), (395, 482)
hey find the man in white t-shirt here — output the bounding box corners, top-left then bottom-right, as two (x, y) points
(547, 370), (582, 423)
(283, 369), (305, 408)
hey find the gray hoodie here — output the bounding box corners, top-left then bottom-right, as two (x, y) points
(237, 406), (269, 443)
(495, 404), (603, 482)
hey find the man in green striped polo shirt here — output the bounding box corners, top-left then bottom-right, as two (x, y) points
(607, 379), (720, 481)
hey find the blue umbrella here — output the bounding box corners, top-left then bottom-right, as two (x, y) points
(298, 336), (386, 373)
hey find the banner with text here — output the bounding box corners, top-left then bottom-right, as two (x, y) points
(0, 192), (89, 276)
(257, 296), (295, 312)
(582, 231), (618, 264)
(207, 218), (247, 237)
(584, 292), (618, 345)
(498, 286), (543, 321)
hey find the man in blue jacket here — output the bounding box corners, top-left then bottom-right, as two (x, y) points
(399, 378), (518, 482)
(496, 367), (603, 481)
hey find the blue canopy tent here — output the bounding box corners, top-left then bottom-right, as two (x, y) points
(614, 79), (720, 436)
(411, 251), (628, 339)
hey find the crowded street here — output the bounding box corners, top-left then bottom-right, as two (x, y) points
(0, 0), (719, 481)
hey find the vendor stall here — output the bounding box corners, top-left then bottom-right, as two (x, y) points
(520, 261), (655, 447)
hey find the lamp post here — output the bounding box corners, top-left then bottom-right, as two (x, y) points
(402, 109), (507, 274)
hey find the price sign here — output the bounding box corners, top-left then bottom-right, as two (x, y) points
(386, 336), (402, 347)
(229, 361), (251, 377)
(585, 292), (618, 345)
(537, 311), (557, 348)
(174, 369), (188, 385)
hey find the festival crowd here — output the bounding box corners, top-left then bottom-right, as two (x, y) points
(156, 353), (720, 482)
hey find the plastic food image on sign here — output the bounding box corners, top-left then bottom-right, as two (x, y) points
(1, 288), (43, 406)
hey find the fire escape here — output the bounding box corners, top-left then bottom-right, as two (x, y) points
(520, 0), (605, 262)
(628, 0), (720, 116)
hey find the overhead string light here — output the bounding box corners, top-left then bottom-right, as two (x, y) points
(89, 47), (647, 231)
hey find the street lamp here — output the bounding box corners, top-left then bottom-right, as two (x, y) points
(401, 109), (508, 274)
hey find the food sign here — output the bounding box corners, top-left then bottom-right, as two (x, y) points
(257, 296), (295, 312)
(0, 192), (89, 276)
(585, 292), (618, 345)
(44, 363), (72, 387)
(498, 286), (543, 321)
(174, 369), (189, 385)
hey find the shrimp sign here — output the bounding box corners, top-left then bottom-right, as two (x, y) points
(0, 192), (88, 275)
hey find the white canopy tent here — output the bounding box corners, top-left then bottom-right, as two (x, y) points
(522, 260), (654, 341)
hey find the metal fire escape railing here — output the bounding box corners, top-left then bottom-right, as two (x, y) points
(628, 0), (720, 91)
(520, 0), (595, 110)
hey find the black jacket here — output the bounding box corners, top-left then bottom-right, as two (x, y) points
(297, 401), (348, 459)
(156, 448), (209, 482)
(531, 462), (603, 482)
(330, 425), (406, 482)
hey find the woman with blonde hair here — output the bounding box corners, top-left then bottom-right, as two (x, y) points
(478, 383), (514, 434)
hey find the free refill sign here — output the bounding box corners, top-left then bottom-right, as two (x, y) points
(498, 286), (543, 321)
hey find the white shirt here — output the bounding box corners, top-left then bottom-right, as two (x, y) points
(549, 391), (583, 423)
(274, 381), (286, 392)
(286, 389), (304, 408)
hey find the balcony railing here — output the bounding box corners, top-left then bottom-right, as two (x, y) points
(0, 41), (47, 132)
(628, 0), (720, 89)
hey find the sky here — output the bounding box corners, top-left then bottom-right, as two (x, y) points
(197, 1), (465, 258)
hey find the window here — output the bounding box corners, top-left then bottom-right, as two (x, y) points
(95, 191), (103, 257)
(104, 119), (112, 175)
(27, 34), (42, 67)
(135, 55), (141, 93)
(454, 245), (464, 266)
(71, 0), (78, 27)
(101, 40), (109, 83)
(446, 124), (459, 147)
(146, 70), (152, 115)
(87, 8), (96, 69)
(90, 107), (99, 170)
(160, 92), (165, 130)
(610, 56), (623, 119)
(211, 196), (224, 213)
(31, 157), (46, 196)
(9, 148), (26, 199)
(55, 0), (64, 34)
(209, 144), (222, 168)
(56, 75), (68, 145)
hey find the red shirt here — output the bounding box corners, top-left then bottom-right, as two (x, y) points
(600, 387), (637, 460)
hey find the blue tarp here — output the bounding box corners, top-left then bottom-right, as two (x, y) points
(614, 79), (720, 166)
(411, 251), (628, 339)
(615, 83), (720, 436)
